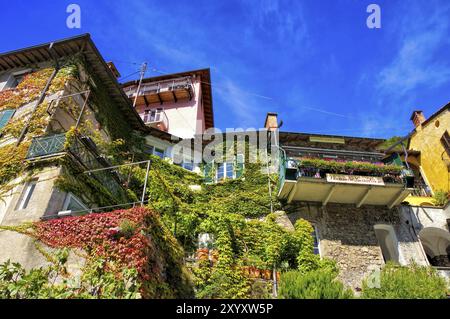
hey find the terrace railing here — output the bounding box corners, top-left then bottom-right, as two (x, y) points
(26, 133), (66, 159)
(280, 158), (408, 186)
(26, 133), (125, 199)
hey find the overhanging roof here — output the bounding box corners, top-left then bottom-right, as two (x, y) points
(122, 68), (214, 130)
(279, 131), (385, 152)
(0, 33), (146, 132)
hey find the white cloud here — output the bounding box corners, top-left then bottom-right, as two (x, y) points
(377, 5), (450, 96)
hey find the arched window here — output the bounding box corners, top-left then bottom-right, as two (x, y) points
(374, 224), (400, 263)
(419, 227), (450, 267)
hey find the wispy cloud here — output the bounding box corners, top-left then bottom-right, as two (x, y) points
(377, 4), (450, 96)
(254, 0), (307, 44)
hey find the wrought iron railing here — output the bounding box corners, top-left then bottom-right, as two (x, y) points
(26, 133), (125, 199)
(26, 133), (66, 159)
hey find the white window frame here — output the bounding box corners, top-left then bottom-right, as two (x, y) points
(16, 180), (37, 210)
(143, 108), (163, 124)
(3, 69), (32, 91)
(62, 192), (88, 212)
(216, 162), (235, 182)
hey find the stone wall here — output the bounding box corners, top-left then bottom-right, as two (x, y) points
(282, 202), (427, 290)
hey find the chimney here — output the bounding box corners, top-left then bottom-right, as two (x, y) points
(410, 110), (426, 128)
(106, 61), (121, 79)
(264, 112), (279, 131)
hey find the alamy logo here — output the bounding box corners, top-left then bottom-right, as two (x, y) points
(66, 4), (81, 29)
(366, 4), (381, 29)
(366, 265), (381, 288)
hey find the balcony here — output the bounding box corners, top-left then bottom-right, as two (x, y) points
(26, 133), (125, 199)
(278, 157), (412, 208)
(140, 108), (169, 131)
(124, 76), (193, 106)
(26, 133), (66, 159)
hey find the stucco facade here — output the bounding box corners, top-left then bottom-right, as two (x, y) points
(405, 106), (450, 206)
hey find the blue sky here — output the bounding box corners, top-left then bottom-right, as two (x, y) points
(1, 0), (450, 138)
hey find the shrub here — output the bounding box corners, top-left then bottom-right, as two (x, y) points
(362, 262), (448, 299)
(119, 219), (137, 238)
(432, 190), (449, 207)
(278, 269), (353, 299)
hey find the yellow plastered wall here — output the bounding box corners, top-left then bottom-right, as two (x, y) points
(408, 109), (450, 195)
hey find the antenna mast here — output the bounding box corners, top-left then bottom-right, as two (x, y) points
(133, 62), (148, 107)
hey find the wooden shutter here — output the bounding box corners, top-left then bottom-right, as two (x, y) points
(235, 154), (244, 178)
(204, 162), (214, 183)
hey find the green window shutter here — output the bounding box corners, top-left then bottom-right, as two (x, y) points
(236, 154), (244, 178)
(204, 162), (214, 183)
(0, 109), (15, 130)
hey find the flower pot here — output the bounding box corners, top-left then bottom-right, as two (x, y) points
(209, 249), (219, 264)
(263, 269), (272, 280)
(241, 266), (250, 276)
(196, 248), (209, 261)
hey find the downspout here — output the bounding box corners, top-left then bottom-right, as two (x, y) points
(16, 43), (60, 146)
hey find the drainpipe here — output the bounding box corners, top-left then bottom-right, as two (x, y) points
(16, 43), (60, 146)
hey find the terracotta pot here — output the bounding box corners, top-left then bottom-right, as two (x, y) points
(276, 272), (280, 282)
(253, 268), (261, 278)
(241, 266), (250, 276)
(210, 249), (219, 263)
(196, 248), (209, 261)
(263, 269), (272, 280)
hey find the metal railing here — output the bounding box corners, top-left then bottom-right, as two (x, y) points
(26, 133), (125, 199)
(26, 133), (66, 159)
(411, 181), (433, 197)
(278, 157), (407, 187)
(124, 77), (192, 98)
(141, 109), (169, 129)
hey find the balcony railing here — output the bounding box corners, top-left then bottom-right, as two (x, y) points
(124, 77), (193, 105)
(278, 157), (412, 206)
(26, 133), (66, 159)
(411, 180), (433, 197)
(26, 133), (125, 199)
(140, 109), (169, 131)
(287, 158), (406, 184)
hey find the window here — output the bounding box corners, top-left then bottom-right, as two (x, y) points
(62, 193), (87, 212)
(441, 131), (450, 157)
(16, 180), (37, 210)
(143, 108), (162, 123)
(143, 145), (154, 155)
(216, 162), (235, 181)
(312, 225), (321, 255)
(143, 144), (165, 158)
(4, 71), (31, 90)
(182, 161), (194, 171)
(154, 148), (165, 158)
(217, 163), (226, 181)
(0, 109), (15, 130)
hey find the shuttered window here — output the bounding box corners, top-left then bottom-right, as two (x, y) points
(441, 131), (450, 156)
(0, 109), (15, 130)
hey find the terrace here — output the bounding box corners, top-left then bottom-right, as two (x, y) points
(123, 76), (193, 106)
(278, 156), (413, 208)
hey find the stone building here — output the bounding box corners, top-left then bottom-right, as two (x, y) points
(267, 112), (450, 289)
